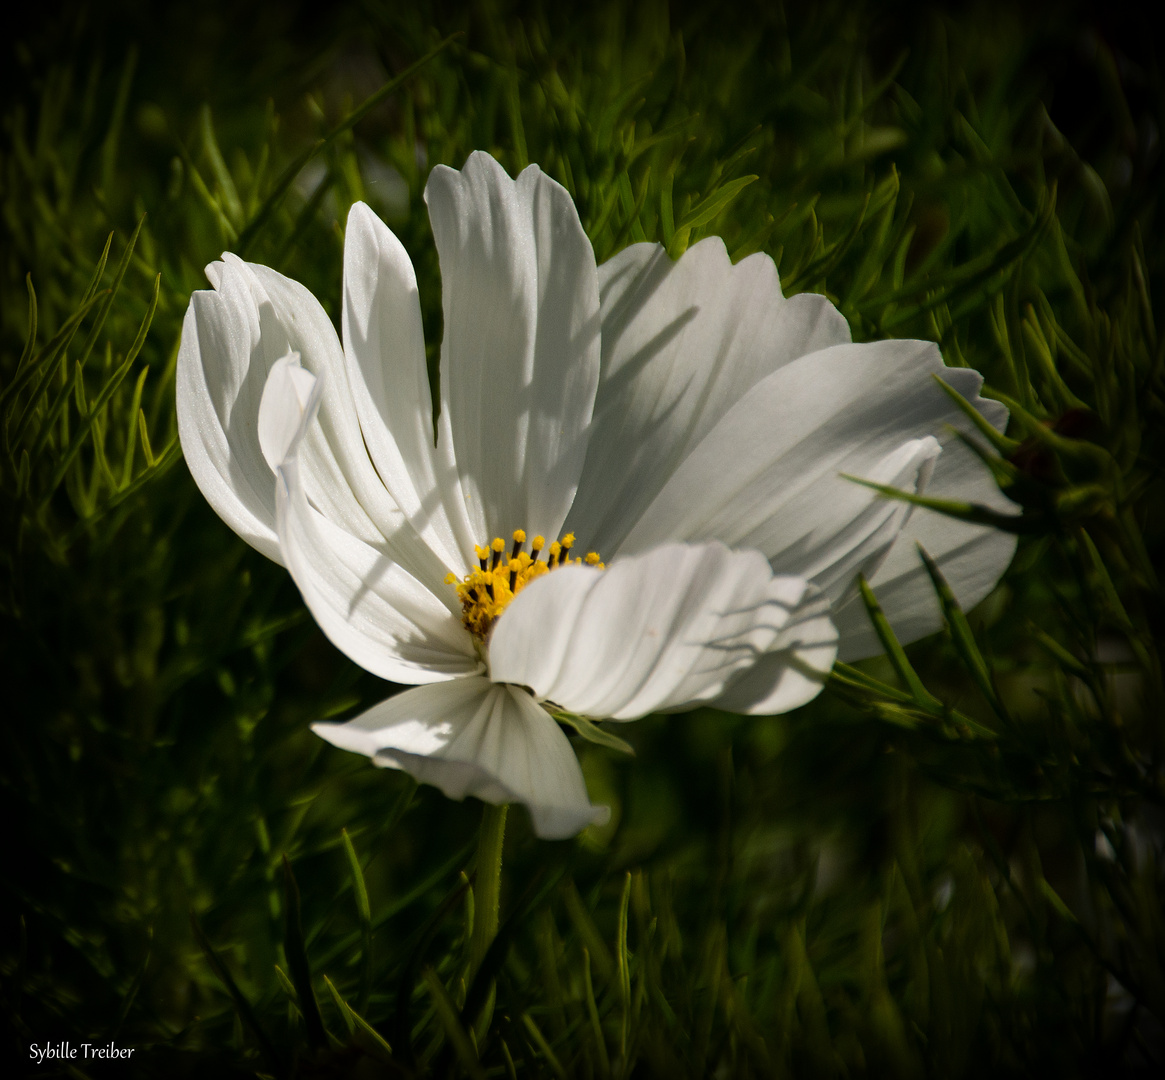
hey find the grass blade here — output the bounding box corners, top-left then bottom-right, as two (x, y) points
(190, 913), (284, 1077)
(42, 273), (159, 506)
(236, 34), (460, 255)
(281, 855), (328, 1051)
(423, 967), (486, 1080)
(857, 575), (944, 712)
(341, 828), (374, 1015)
(916, 543), (1008, 721)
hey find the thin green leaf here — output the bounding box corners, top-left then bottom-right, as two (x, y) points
(119, 367), (150, 487)
(393, 871), (473, 1062)
(190, 913), (284, 1077)
(43, 273), (159, 507)
(281, 855), (328, 1050)
(861, 190), (1055, 328)
(60, 436), (180, 548)
(552, 711), (635, 756)
(322, 973), (355, 1035)
(617, 871), (632, 1058)
(14, 273), (38, 379)
(136, 410), (155, 467)
(200, 105), (243, 227)
(322, 975), (394, 1060)
(424, 967), (486, 1080)
(841, 473), (1036, 534)
(79, 233), (114, 307)
(522, 1012), (569, 1080)
(932, 375), (1020, 454)
(562, 878), (615, 981)
(676, 173), (759, 234)
(583, 948), (611, 1079)
(237, 34), (460, 254)
(916, 544), (1007, 721)
(1078, 529), (1135, 635)
(74, 214), (146, 373)
(341, 828), (374, 1015)
(2, 290), (105, 425)
(100, 46), (136, 195)
(1029, 625), (1090, 679)
(857, 576), (944, 711)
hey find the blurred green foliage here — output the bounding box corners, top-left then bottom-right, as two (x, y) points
(2, 0), (1162, 1076)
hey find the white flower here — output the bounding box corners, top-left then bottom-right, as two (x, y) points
(177, 152), (1016, 838)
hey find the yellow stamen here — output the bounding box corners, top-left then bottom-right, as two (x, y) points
(451, 528), (604, 639)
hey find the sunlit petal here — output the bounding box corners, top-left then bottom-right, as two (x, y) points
(313, 677), (609, 839)
(425, 151), (601, 549)
(489, 541), (831, 719)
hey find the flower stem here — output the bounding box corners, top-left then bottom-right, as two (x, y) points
(469, 801), (507, 976)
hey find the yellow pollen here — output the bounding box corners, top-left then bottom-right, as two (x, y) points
(452, 528), (604, 639)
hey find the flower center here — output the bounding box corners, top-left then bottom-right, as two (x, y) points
(446, 529), (604, 640)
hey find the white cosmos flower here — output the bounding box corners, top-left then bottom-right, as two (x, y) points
(176, 151), (1016, 838)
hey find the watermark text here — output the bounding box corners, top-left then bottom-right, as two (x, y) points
(30, 1041), (135, 1064)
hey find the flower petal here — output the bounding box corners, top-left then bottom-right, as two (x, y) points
(312, 677), (608, 839)
(271, 365), (480, 684)
(708, 587), (838, 714)
(425, 152), (601, 547)
(257, 352), (318, 471)
(488, 542), (824, 720)
(177, 254), (448, 592)
(177, 267), (286, 562)
(566, 239), (851, 554)
(616, 339), (1005, 613)
(830, 372), (1018, 659)
(341, 202), (477, 572)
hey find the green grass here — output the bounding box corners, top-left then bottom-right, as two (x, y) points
(2, 1), (1162, 1076)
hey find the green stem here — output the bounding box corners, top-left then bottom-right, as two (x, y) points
(469, 802), (507, 976)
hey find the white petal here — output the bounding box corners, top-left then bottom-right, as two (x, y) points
(177, 254), (449, 592)
(790, 435), (942, 601)
(341, 203), (477, 572)
(831, 372), (1018, 659)
(709, 587), (838, 714)
(257, 352), (318, 471)
(312, 678), (608, 839)
(177, 288), (283, 562)
(566, 239), (851, 554)
(275, 392), (479, 683)
(488, 542), (823, 720)
(425, 152), (601, 547)
(616, 339), (1001, 608)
